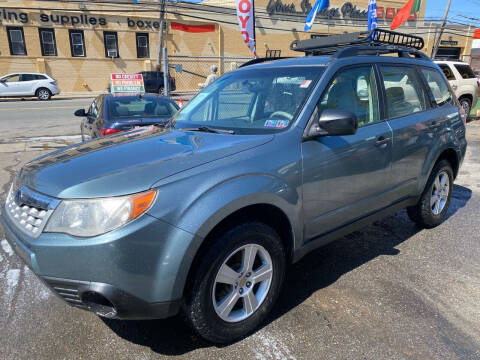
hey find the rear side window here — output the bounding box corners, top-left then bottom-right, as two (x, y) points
(319, 66), (379, 126)
(454, 64), (476, 79)
(420, 68), (454, 106)
(380, 66), (428, 119)
(20, 74), (36, 81)
(35, 75), (47, 80)
(438, 64), (455, 80)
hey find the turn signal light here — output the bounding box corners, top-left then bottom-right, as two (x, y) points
(129, 190), (157, 220)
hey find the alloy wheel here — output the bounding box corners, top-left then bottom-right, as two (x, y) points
(430, 170), (450, 215)
(212, 243), (273, 323)
(461, 100), (470, 117)
(38, 89), (50, 100)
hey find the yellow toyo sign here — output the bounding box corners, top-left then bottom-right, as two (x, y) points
(110, 74), (145, 95)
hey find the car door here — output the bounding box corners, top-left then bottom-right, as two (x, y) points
(378, 64), (434, 199)
(0, 74), (21, 96)
(83, 97), (100, 138)
(302, 65), (394, 240)
(18, 74), (37, 96)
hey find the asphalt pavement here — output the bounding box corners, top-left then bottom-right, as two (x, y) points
(0, 100), (479, 359)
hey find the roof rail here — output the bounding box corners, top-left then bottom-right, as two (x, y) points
(290, 29), (426, 57)
(240, 57), (290, 68)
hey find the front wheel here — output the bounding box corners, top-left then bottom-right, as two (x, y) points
(407, 160), (454, 228)
(459, 98), (471, 120)
(183, 222), (285, 344)
(36, 88), (51, 101)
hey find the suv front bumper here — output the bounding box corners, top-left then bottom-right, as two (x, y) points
(0, 207), (198, 319)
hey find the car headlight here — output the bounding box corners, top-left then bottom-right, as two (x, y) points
(45, 190), (157, 237)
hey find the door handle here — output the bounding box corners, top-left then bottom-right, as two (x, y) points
(375, 137), (391, 147)
(430, 121), (441, 129)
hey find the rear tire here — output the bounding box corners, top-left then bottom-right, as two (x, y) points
(407, 160), (454, 228)
(36, 88), (51, 101)
(182, 222), (285, 344)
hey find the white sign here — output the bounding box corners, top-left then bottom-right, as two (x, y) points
(236, 0), (257, 57)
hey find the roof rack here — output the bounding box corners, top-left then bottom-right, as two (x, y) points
(290, 29), (427, 59)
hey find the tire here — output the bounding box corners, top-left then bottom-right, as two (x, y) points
(407, 160), (454, 228)
(158, 86), (164, 95)
(183, 222), (286, 344)
(459, 97), (471, 119)
(36, 88), (51, 101)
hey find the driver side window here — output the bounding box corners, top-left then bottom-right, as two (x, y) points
(3, 74), (20, 83)
(319, 66), (379, 126)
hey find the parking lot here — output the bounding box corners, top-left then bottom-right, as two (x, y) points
(0, 99), (479, 360)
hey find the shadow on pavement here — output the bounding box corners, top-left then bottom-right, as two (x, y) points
(101, 185), (472, 355)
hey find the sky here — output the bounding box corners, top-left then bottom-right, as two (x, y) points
(425, 0), (480, 25)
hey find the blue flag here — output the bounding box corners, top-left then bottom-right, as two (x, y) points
(367, 0), (378, 31)
(304, 0), (329, 32)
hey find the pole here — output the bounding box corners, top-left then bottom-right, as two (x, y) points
(157, 0), (166, 71)
(252, 0), (257, 58)
(163, 47), (169, 97)
(431, 0), (452, 59)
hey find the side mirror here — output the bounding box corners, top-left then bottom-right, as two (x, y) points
(306, 109), (358, 139)
(74, 109), (87, 117)
(0, 79), (6, 83)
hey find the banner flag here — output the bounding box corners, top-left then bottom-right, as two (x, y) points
(391, 0), (422, 30)
(304, 0), (329, 32)
(236, 0), (257, 56)
(368, 0), (378, 31)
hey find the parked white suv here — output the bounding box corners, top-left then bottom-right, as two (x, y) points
(0, 73), (60, 100)
(435, 61), (479, 117)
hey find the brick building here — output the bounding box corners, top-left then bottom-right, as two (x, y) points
(0, 0), (475, 92)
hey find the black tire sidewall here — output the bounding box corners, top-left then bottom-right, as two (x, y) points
(185, 222), (285, 343)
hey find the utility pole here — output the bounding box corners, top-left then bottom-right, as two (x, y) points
(431, 0), (452, 59)
(157, 0), (166, 71)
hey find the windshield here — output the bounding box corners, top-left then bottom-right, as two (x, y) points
(172, 67), (324, 134)
(107, 96), (178, 120)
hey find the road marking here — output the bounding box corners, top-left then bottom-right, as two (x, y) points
(0, 106), (79, 111)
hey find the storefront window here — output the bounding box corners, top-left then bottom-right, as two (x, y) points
(39, 28), (57, 56)
(104, 31), (119, 58)
(69, 30), (85, 57)
(7, 27), (26, 55)
(136, 33), (149, 58)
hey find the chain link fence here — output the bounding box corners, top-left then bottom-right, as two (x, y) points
(168, 55), (253, 93)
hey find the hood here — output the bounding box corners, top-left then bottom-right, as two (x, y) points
(18, 127), (273, 199)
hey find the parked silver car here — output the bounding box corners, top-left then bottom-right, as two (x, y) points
(0, 73), (60, 100)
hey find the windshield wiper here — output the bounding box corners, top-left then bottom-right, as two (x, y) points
(182, 126), (235, 134)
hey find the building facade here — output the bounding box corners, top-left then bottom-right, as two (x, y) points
(0, 0), (475, 92)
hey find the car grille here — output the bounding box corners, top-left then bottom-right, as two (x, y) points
(4, 182), (59, 238)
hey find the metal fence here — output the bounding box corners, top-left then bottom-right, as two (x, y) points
(167, 55), (253, 93)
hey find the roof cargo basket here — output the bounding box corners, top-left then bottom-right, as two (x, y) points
(290, 29), (427, 59)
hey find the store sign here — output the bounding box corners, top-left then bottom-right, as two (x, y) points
(376, 7), (384, 19)
(386, 8), (395, 19)
(110, 74), (145, 95)
(266, 1), (368, 19)
(440, 40), (458, 46)
(0, 8), (107, 26)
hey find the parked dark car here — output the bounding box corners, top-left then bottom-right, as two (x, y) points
(1, 30), (467, 344)
(138, 71), (176, 93)
(75, 93), (179, 140)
